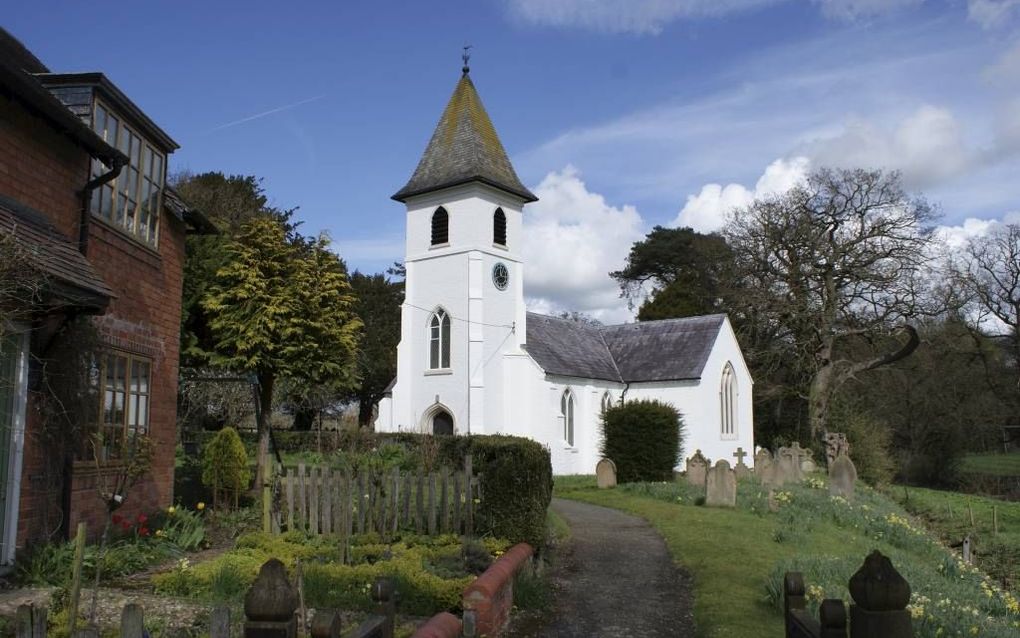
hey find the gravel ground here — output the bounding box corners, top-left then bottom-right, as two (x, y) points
(508, 498), (696, 638)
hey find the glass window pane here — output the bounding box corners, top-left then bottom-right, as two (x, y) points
(107, 115), (119, 145)
(128, 168), (139, 200)
(138, 362), (149, 394)
(101, 185), (113, 219)
(114, 192), (125, 226)
(441, 316), (450, 368)
(128, 392), (137, 427)
(137, 395), (148, 430)
(152, 153), (163, 184)
(93, 104), (106, 135)
(429, 337), (439, 369)
(131, 136), (141, 165)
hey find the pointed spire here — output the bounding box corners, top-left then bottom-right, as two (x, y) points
(392, 70), (537, 203)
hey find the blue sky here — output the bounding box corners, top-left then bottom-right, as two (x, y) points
(7, 1), (1020, 321)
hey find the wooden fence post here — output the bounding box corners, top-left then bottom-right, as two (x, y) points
(120, 603), (144, 638)
(209, 606), (231, 638)
(68, 522), (86, 634)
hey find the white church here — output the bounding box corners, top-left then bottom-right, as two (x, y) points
(374, 66), (755, 475)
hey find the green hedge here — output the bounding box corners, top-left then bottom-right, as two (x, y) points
(601, 399), (684, 483)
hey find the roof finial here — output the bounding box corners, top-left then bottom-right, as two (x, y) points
(462, 44), (472, 76)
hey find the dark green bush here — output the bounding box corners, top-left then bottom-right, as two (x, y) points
(601, 399), (684, 483)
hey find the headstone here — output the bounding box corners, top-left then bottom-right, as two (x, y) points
(732, 447), (751, 480)
(686, 450), (709, 487)
(801, 450), (817, 474)
(848, 551), (912, 638)
(310, 610), (342, 638)
(210, 607), (231, 638)
(754, 449), (776, 487)
(823, 431), (850, 466)
(776, 446), (804, 484)
(829, 455), (858, 501)
(596, 458), (617, 489)
(244, 559), (298, 637)
(705, 460), (736, 507)
(121, 604), (144, 638)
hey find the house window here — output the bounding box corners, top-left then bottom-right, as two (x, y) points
(601, 391), (613, 414)
(428, 308), (451, 369)
(89, 100), (164, 246)
(561, 389), (574, 446)
(720, 362), (736, 437)
(493, 208), (507, 246)
(97, 351), (151, 459)
(431, 207), (449, 245)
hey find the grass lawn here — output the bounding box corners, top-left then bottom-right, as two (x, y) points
(553, 475), (1020, 638)
(962, 452), (1020, 477)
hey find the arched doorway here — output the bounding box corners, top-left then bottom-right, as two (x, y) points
(432, 410), (454, 435)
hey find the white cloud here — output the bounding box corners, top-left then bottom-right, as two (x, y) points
(523, 166), (645, 323)
(505, 0), (925, 34)
(673, 157), (809, 232)
(968, 0), (1020, 28)
(983, 40), (1020, 85)
(799, 105), (971, 189)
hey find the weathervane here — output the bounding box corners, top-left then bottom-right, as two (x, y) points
(462, 44), (472, 75)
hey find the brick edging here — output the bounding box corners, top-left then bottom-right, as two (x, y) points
(462, 543), (534, 637)
(411, 611), (463, 638)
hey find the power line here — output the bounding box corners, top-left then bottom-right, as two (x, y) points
(403, 302), (516, 330)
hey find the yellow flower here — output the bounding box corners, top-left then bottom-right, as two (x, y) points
(167, 506), (176, 515)
(196, 502), (206, 511)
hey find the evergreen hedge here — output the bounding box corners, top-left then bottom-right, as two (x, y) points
(601, 400), (684, 483)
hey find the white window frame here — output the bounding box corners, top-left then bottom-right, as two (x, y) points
(720, 362), (737, 439)
(427, 308), (451, 371)
(561, 389), (575, 446)
(0, 326), (29, 566)
(600, 391), (614, 414)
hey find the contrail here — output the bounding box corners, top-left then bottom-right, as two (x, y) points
(206, 95), (325, 132)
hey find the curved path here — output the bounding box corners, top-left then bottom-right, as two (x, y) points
(511, 498), (695, 637)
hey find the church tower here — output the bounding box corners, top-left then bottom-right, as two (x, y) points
(376, 64), (537, 435)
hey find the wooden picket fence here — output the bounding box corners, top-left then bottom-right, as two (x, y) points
(273, 456), (481, 544)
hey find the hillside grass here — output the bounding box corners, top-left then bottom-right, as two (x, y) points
(962, 453), (1020, 477)
(554, 475), (1020, 638)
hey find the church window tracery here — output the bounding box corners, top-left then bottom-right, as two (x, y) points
(720, 362), (737, 437)
(561, 389), (575, 446)
(429, 308), (451, 369)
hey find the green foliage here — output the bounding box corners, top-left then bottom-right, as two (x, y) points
(828, 401), (895, 486)
(611, 225), (733, 319)
(152, 532), (510, 616)
(601, 400), (683, 483)
(347, 271), (404, 426)
(201, 426), (252, 502)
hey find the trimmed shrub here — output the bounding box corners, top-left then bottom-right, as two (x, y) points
(201, 427), (251, 508)
(601, 399), (683, 483)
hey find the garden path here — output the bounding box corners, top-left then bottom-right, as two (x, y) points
(512, 498), (695, 637)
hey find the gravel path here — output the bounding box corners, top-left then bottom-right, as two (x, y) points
(511, 498), (695, 637)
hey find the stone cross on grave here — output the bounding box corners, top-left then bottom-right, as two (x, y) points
(733, 447), (748, 465)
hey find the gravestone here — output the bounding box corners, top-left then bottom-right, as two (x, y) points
(776, 446), (804, 485)
(800, 450), (817, 474)
(705, 460), (736, 507)
(596, 458), (617, 489)
(829, 455), (858, 501)
(244, 558), (298, 637)
(848, 551), (912, 638)
(754, 449), (776, 486)
(823, 432), (850, 467)
(732, 447), (752, 480)
(686, 450), (709, 487)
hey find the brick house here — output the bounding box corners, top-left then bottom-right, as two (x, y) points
(0, 28), (208, 564)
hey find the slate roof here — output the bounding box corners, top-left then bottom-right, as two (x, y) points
(0, 194), (113, 312)
(524, 312), (726, 383)
(392, 73), (537, 203)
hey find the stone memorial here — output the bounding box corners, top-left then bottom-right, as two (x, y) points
(705, 460), (736, 507)
(686, 450), (709, 487)
(848, 551), (912, 638)
(776, 445), (804, 485)
(801, 450), (817, 474)
(823, 431), (850, 467)
(732, 447), (751, 480)
(754, 449), (776, 486)
(829, 454), (858, 500)
(244, 558), (298, 638)
(596, 458), (617, 489)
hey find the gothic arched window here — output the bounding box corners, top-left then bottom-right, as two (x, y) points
(561, 389), (575, 446)
(431, 207), (449, 245)
(493, 208), (507, 246)
(429, 308), (451, 369)
(600, 391), (613, 414)
(720, 362), (737, 437)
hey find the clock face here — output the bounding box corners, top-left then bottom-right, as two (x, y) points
(492, 262), (509, 291)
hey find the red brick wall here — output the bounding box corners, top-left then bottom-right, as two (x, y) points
(0, 91), (184, 545)
(462, 543), (534, 637)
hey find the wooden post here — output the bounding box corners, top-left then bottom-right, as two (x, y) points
(15, 605), (31, 638)
(453, 472), (463, 534)
(968, 501), (975, 527)
(309, 466), (320, 535)
(963, 536), (972, 564)
(120, 603), (144, 638)
(402, 473), (411, 530)
(286, 468), (296, 531)
(262, 481), (272, 534)
(68, 522), (86, 634)
(993, 506), (999, 535)
(298, 462), (307, 531)
(415, 471), (424, 534)
(440, 469), (450, 533)
(358, 473), (367, 534)
(297, 558), (307, 636)
(391, 469), (401, 537)
(466, 455), (475, 538)
(30, 605), (46, 638)
(322, 468), (333, 535)
(427, 472), (437, 535)
(209, 606), (231, 638)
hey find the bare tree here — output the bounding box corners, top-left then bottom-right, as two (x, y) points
(958, 222), (1020, 391)
(725, 168), (941, 440)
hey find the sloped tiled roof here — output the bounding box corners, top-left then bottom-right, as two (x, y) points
(524, 312), (726, 383)
(601, 314), (726, 382)
(392, 73), (537, 203)
(0, 194), (113, 311)
(525, 313), (622, 382)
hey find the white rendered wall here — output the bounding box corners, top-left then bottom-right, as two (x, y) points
(625, 317), (755, 471)
(375, 182), (529, 435)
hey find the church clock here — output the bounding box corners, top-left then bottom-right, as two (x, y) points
(492, 262), (509, 291)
